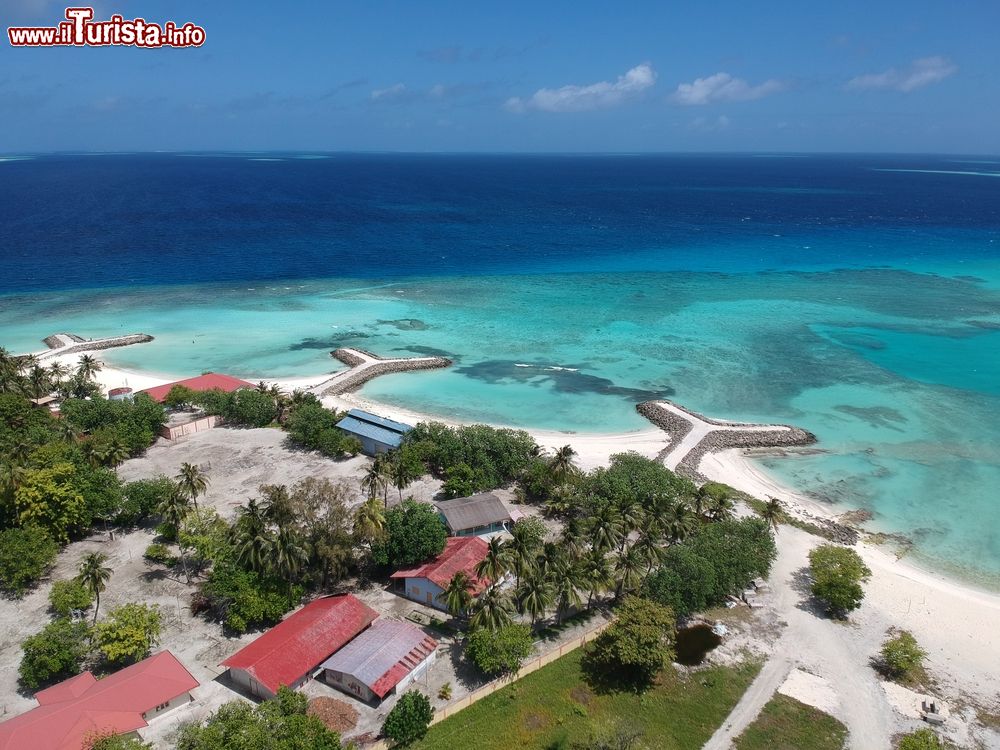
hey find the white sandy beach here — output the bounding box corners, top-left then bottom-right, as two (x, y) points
(59, 351), (1000, 708)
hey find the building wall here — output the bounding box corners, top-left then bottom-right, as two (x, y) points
(159, 414), (221, 440)
(140, 691), (193, 723)
(401, 576), (447, 611)
(394, 649), (437, 694)
(228, 668), (277, 700)
(451, 521), (507, 537)
(323, 668), (376, 703)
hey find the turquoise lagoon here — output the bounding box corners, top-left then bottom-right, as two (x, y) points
(2, 265), (999, 585)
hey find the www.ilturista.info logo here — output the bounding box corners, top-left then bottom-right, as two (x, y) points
(8, 7), (205, 48)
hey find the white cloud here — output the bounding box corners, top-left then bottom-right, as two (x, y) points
(671, 73), (784, 106)
(505, 63), (656, 113)
(846, 56), (957, 92)
(689, 114), (731, 132)
(371, 83), (406, 100)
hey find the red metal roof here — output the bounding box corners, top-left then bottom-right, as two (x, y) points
(390, 536), (491, 592)
(141, 373), (255, 403)
(220, 594), (378, 696)
(0, 651), (199, 750)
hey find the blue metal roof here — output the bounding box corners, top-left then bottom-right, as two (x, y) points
(336, 415), (409, 448)
(346, 409), (413, 435)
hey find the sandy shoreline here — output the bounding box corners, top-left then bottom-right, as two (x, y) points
(63, 352), (1000, 700)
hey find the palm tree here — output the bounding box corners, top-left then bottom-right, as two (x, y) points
(662, 501), (698, 544)
(516, 570), (554, 627)
(470, 587), (514, 631)
(558, 518), (586, 561)
(76, 552), (112, 623)
(47, 361), (71, 382)
(103, 439), (131, 468)
(581, 549), (613, 608)
(588, 504), (623, 554)
(439, 571), (475, 618)
(158, 490), (193, 582)
(550, 558), (584, 625)
(58, 420), (81, 443)
(176, 463), (210, 510)
(386, 451), (420, 502)
(231, 498), (272, 574)
(615, 500), (644, 553)
(612, 545), (645, 599)
(507, 522), (540, 588)
(81, 440), (105, 468)
(76, 355), (102, 382)
(272, 527), (307, 582)
(475, 536), (510, 584)
(549, 445), (578, 482)
(759, 497), (784, 532)
(360, 457), (390, 507)
(353, 498), (386, 545)
(633, 531), (666, 584)
(27, 365), (51, 399)
(707, 495), (735, 522)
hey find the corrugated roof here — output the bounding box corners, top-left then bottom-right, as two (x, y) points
(0, 651), (198, 750)
(346, 409), (413, 434)
(335, 416), (406, 448)
(219, 595), (377, 695)
(390, 536), (491, 592)
(436, 492), (512, 532)
(141, 373), (255, 403)
(320, 620), (437, 699)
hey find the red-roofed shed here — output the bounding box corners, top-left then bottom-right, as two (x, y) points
(0, 651), (198, 750)
(140, 373), (255, 403)
(390, 536), (491, 610)
(219, 594), (378, 700)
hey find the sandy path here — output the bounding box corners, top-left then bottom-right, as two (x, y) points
(703, 654), (794, 750)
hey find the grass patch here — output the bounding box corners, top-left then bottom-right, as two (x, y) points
(735, 694), (847, 750)
(414, 649), (761, 750)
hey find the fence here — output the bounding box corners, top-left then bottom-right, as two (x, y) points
(362, 618), (612, 749)
(159, 414), (222, 440)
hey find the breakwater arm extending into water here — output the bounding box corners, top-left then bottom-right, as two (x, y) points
(36, 332), (154, 359)
(307, 347), (452, 397)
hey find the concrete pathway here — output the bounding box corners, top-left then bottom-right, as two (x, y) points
(306, 347), (450, 397)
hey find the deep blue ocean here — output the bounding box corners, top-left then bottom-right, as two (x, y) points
(1, 153), (999, 583)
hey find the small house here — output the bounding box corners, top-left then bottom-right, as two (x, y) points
(320, 620), (438, 704)
(390, 536), (491, 611)
(0, 651), (198, 750)
(335, 409), (413, 456)
(141, 372), (255, 403)
(219, 594), (378, 700)
(436, 492), (512, 536)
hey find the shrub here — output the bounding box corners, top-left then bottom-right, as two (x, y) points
(877, 630), (927, 681)
(809, 544), (871, 617)
(898, 729), (945, 750)
(175, 685), (340, 749)
(49, 579), (94, 617)
(200, 564), (301, 633)
(0, 525), (59, 596)
(371, 499), (447, 568)
(117, 476), (175, 526)
(383, 691), (433, 747)
(222, 389), (277, 427)
(19, 618), (92, 688)
(95, 603), (162, 665)
(589, 596), (676, 687)
(438, 682), (452, 700)
(466, 623), (534, 676)
(143, 542), (178, 566)
(642, 545), (717, 617)
(85, 731), (152, 749)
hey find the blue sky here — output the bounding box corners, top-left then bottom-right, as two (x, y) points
(2, 0), (998, 153)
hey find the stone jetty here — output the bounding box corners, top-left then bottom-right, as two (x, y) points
(636, 400), (817, 482)
(307, 347), (451, 397)
(37, 332), (154, 359)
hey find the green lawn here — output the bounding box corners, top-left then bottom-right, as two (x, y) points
(414, 650), (761, 750)
(735, 694), (848, 750)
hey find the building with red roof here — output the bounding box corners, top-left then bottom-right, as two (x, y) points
(390, 536), (491, 611)
(0, 651), (198, 750)
(140, 372), (255, 403)
(319, 620), (438, 704)
(219, 594), (378, 700)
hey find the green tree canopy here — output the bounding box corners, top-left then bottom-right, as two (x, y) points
(809, 544), (871, 618)
(466, 623), (534, 676)
(589, 596), (676, 687)
(49, 578), (94, 618)
(176, 685), (341, 750)
(877, 630), (927, 681)
(371, 499), (447, 568)
(95, 603), (162, 665)
(383, 690), (433, 747)
(0, 525), (58, 596)
(19, 618), (92, 689)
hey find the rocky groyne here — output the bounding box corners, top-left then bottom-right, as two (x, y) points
(39, 333), (154, 358)
(310, 348), (452, 397)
